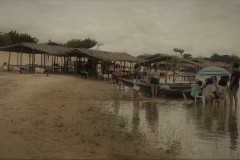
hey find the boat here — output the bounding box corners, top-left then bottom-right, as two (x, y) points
(117, 77), (191, 98)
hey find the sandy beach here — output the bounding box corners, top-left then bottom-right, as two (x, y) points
(0, 72), (173, 159)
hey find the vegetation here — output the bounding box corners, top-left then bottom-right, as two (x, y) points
(65, 37), (98, 49)
(182, 53), (193, 59)
(0, 30), (39, 46)
(137, 52), (239, 64)
(0, 30), (99, 49)
(204, 53), (240, 64)
(0, 33), (11, 46)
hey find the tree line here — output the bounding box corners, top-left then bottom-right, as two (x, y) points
(0, 30), (98, 49)
(1, 30), (239, 64)
(203, 53), (240, 64)
(137, 52), (240, 64)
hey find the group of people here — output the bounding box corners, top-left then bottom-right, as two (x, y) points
(96, 61), (122, 82)
(183, 62), (240, 107)
(97, 60), (240, 106)
(133, 63), (161, 98)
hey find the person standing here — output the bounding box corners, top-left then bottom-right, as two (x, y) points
(229, 62), (240, 107)
(132, 64), (141, 99)
(133, 64), (141, 85)
(114, 63), (122, 85)
(96, 61), (103, 81)
(46, 61), (51, 76)
(148, 64), (160, 98)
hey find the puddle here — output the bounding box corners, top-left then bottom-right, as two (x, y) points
(100, 91), (240, 159)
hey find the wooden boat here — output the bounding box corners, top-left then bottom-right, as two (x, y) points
(117, 78), (191, 98)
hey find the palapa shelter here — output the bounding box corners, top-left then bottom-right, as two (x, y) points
(70, 48), (142, 75)
(144, 53), (202, 68)
(0, 42), (73, 72)
(143, 53), (203, 83)
(0, 42), (142, 76)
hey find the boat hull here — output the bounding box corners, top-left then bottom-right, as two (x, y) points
(118, 78), (191, 98)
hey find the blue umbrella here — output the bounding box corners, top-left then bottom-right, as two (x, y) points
(197, 66), (230, 76)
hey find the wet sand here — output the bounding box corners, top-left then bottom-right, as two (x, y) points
(0, 72), (174, 159)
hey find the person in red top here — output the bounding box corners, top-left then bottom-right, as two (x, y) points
(114, 63), (122, 84)
(229, 62), (240, 107)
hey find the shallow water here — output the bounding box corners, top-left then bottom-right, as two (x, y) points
(101, 91), (240, 159)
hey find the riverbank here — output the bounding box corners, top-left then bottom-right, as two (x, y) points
(0, 73), (174, 159)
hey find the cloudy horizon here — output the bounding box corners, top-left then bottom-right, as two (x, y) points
(1, 0), (240, 57)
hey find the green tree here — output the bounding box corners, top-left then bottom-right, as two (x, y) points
(0, 33), (11, 46)
(66, 37), (98, 48)
(7, 30), (38, 44)
(209, 53), (221, 62)
(0, 30), (39, 46)
(182, 53), (193, 59)
(230, 55), (240, 63)
(205, 53), (240, 64)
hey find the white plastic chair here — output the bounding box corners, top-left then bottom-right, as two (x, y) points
(195, 91), (205, 104)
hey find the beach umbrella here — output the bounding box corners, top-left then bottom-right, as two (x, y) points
(197, 66), (230, 76)
(196, 66), (230, 82)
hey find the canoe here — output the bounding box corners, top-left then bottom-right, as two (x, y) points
(117, 78), (191, 98)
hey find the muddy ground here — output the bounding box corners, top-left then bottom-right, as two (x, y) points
(0, 73), (175, 159)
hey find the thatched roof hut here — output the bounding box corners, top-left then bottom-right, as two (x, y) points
(0, 43), (141, 74)
(71, 48), (142, 63)
(143, 53), (203, 68)
(0, 42), (141, 62)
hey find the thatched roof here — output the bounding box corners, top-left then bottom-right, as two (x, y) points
(0, 42), (142, 63)
(143, 53), (203, 67)
(0, 42), (72, 55)
(71, 48), (142, 63)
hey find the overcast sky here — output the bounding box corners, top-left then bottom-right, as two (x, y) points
(1, 0), (240, 57)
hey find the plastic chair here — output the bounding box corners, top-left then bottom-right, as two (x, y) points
(195, 91), (205, 104)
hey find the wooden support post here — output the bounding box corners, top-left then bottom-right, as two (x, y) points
(69, 56), (72, 71)
(74, 54), (77, 75)
(63, 56), (67, 71)
(32, 52), (35, 73)
(173, 59), (176, 83)
(51, 56), (53, 71)
(7, 52), (11, 72)
(29, 54), (31, 72)
(54, 56), (56, 72)
(41, 54), (43, 67)
(20, 46), (23, 66)
(20, 53), (22, 66)
(44, 54), (46, 67)
(124, 61), (126, 74)
(165, 59), (168, 83)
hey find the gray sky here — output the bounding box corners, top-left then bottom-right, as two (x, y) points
(1, 0), (240, 57)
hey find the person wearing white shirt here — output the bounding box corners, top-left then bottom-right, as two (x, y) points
(96, 61), (103, 80)
(202, 78), (216, 103)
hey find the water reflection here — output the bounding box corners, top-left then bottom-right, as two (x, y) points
(144, 101), (159, 133)
(104, 93), (240, 159)
(131, 100), (140, 135)
(228, 107), (238, 150)
(112, 92), (120, 115)
(216, 105), (227, 133)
